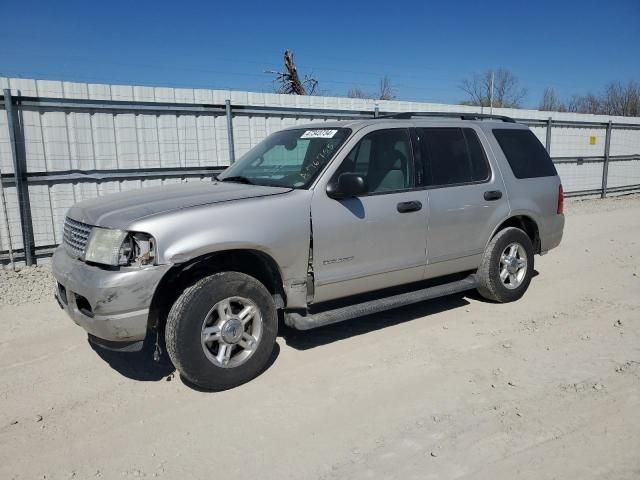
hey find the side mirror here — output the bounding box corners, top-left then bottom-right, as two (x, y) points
(326, 173), (367, 199)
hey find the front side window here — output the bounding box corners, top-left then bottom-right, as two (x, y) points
(418, 127), (490, 187)
(332, 128), (414, 194)
(218, 128), (351, 188)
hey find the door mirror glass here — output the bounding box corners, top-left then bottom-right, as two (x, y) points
(326, 173), (367, 199)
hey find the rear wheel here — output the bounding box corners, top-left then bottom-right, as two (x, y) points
(476, 227), (534, 303)
(165, 271), (278, 390)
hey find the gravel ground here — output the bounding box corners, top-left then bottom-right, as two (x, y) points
(0, 264), (55, 307)
(564, 192), (640, 215)
(0, 194), (639, 479)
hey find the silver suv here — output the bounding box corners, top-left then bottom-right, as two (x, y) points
(52, 113), (564, 390)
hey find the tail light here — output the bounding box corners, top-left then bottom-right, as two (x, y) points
(557, 184), (564, 215)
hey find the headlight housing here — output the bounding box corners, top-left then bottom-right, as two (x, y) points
(84, 228), (155, 267)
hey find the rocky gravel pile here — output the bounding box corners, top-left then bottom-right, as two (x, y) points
(0, 264), (56, 307)
(565, 192), (640, 215)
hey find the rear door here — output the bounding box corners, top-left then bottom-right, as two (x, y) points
(417, 126), (510, 271)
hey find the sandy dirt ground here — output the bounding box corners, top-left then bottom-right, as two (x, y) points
(1, 195), (639, 479)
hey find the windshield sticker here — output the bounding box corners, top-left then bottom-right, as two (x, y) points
(301, 129), (338, 139)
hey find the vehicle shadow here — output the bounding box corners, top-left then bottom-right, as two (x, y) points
(89, 337), (175, 382)
(89, 334), (281, 390)
(280, 292), (471, 351)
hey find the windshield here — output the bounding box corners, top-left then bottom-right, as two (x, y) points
(217, 128), (351, 189)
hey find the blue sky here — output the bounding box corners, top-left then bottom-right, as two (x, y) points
(1, 0), (638, 107)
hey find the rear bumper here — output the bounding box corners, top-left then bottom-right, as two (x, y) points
(541, 214), (564, 253)
(52, 247), (170, 342)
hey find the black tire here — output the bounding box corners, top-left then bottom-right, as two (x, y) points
(476, 227), (535, 303)
(165, 271), (278, 390)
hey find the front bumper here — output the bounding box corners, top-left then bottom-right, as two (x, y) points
(52, 247), (170, 342)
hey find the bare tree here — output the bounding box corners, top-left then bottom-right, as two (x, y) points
(564, 81), (639, 116)
(347, 76), (396, 100)
(601, 81), (639, 116)
(347, 87), (370, 99)
(566, 93), (601, 114)
(459, 68), (527, 108)
(378, 76), (395, 100)
(268, 50), (318, 95)
(539, 87), (566, 112)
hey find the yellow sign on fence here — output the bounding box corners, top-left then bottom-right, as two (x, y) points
(589, 136), (597, 145)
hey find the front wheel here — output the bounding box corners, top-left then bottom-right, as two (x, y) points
(476, 227), (534, 303)
(165, 271), (278, 390)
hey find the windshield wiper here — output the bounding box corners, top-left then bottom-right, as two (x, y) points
(215, 175), (255, 185)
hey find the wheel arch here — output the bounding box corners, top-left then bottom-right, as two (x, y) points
(147, 249), (285, 333)
(490, 215), (541, 254)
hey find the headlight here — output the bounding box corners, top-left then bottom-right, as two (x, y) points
(85, 228), (155, 266)
(84, 228), (128, 265)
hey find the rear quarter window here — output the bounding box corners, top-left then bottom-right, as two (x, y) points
(493, 129), (557, 179)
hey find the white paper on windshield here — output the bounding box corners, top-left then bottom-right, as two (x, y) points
(300, 129), (338, 139)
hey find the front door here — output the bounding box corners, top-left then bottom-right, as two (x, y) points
(311, 128), (428, 303)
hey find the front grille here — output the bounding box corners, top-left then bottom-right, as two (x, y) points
(63, 217), (93, 257)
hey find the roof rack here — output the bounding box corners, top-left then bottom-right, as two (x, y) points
(379, 112), (516, 123)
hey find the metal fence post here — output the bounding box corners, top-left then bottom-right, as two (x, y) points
(601, 120), (612, 198)
(0, 162), (16, 270)
(225, 99), (235, 164)
(545, 117), (552, 153)
(4, 89), (36, 266)
(374, 104), (379, 118)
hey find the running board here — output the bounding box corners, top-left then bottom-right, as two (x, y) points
(285, 274), (478, 330)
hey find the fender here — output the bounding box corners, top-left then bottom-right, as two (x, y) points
(130, 189), (314, 308)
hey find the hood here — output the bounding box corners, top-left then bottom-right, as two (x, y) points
(67, 181), (291, 228)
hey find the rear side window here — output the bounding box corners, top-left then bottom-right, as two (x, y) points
(418, 127), (490, 187)
(493, 129), (557, 178)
